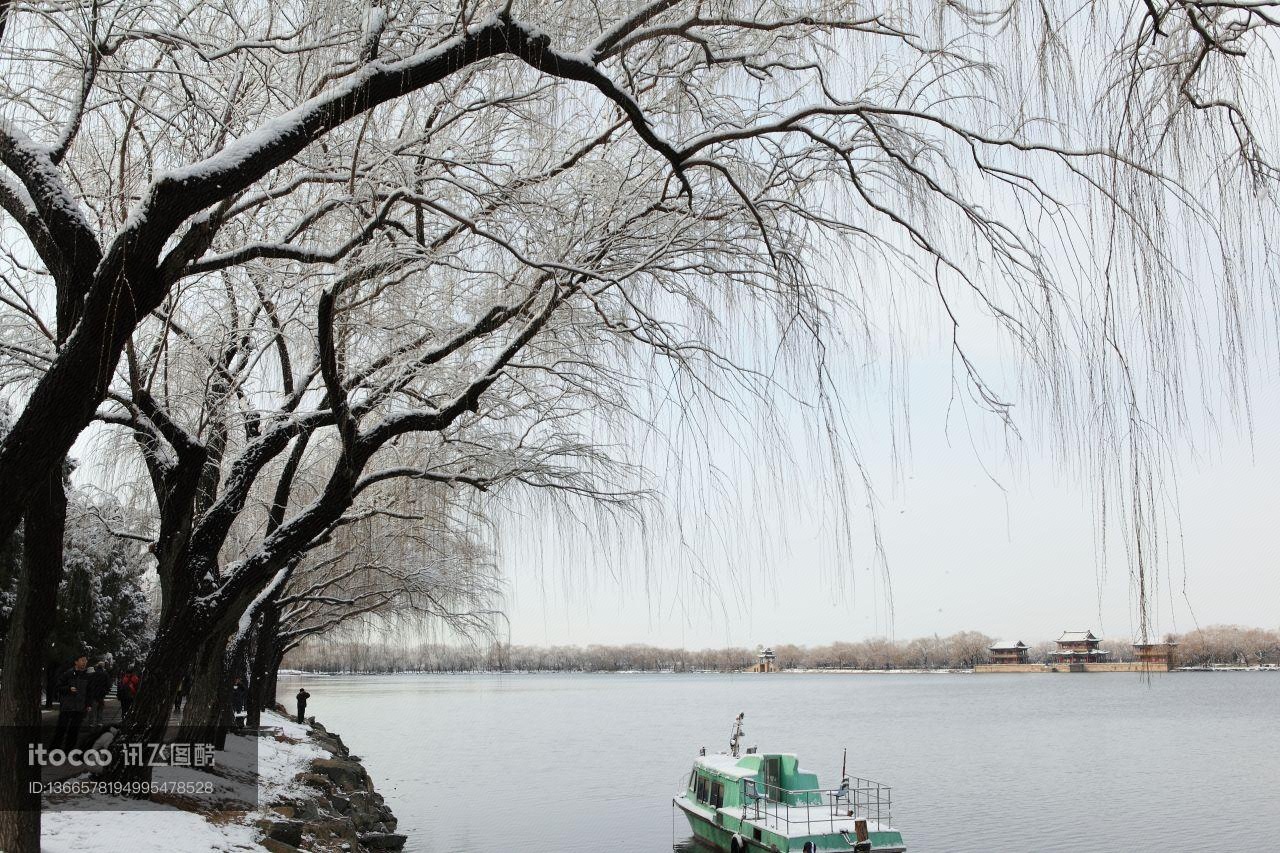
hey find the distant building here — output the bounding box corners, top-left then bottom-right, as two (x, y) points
(988, 640), (1029, 665)
(1133, 641), (1177, 669)
(978, 630), (1181, 674)
(748, 647), (777, 673)
(1052, 630), (1110, 665)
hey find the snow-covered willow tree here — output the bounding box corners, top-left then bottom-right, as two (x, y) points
(1120, 1), (1280, 182)
(1, 0), (1277, 842)
(69, 168), (646, 754)
(244, 487), (501, 726)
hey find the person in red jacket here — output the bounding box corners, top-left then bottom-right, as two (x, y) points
(117, 665), (140, 719)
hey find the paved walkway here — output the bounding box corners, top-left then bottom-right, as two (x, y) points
(38, 698), (185, 781)
(40, 698), (185, 735)
(40, 691), (127, 732)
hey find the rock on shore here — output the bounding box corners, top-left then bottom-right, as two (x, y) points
(258, 714), (406, 853)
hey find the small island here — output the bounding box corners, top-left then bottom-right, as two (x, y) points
(975, 630), (1178, 673)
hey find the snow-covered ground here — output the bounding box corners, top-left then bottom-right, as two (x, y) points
(42, 798), (261, 853)
(42, 711), (324, 853)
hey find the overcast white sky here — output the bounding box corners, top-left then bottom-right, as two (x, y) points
(52, 9), (1279, 653)
(500, 336), (1280, 649)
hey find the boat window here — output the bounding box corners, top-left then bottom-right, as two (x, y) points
(710, 780), (724, 809)
(695, 774), (710, 804)
(764, 756), (782, 800)
(688, 770), (697, 792)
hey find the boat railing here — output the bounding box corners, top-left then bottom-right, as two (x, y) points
(740, 776), (891, 837)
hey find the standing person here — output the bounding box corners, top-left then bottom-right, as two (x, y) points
(52, 654), (92, 751)
(117, 665), (140, 719)
(230, 677), (248, 729)
(295, 687), (310, 724)
(88, 660), (112, 725)
(174, 671), (190, 713)
(44, 659), (59, 708)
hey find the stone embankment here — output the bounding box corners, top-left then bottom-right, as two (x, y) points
(258, 713), (407, 853)
(974, 662), (1171, 673)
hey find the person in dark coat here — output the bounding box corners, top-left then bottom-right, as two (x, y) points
(174, 671), (190, 713)
(88, 660), (112, 725)
(44, 659), (59, 708)
(230, 677), (248, 728)
(52, 654), (92, 751)
(295, 687), (310, 724)
(117, 665), (140, 719)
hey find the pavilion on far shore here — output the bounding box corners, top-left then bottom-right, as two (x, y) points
(1051, 630), (1110, 664)
(979, 630), (1179, 672)
(747, 647), (777, 673)
(1133, 640), (1178, 668)
(988, 640), (1029, 665)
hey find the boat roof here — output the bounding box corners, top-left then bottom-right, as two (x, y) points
(694, 752), (785, 780)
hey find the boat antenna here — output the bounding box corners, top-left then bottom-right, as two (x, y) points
(730, 712), (745, 758)
(842, 747), (847, 781)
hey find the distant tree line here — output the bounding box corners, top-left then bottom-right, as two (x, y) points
(1173, 626), (1280, 668)
(285, 630), (1004, 672)
(286, 626), (1280, 673)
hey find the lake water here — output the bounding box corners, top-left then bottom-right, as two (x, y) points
(276, 671), (1280, 852)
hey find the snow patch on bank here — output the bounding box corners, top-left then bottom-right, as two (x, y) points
(42, 710), (323, 853)
(42, 798), (260, 853)
(258, 711), (327, 803)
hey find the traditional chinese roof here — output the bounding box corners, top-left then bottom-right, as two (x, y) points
(1057, 630), (1099, 643)
(989, 640), (1028, 650)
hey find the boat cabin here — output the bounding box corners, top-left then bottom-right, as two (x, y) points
(687, 753), (824, 811)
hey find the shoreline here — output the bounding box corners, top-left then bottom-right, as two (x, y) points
(282, 667), (973, 675)
(259, 711), (405, 852)
(282, 664), (1280, 676)
(40, 710), (404, 853)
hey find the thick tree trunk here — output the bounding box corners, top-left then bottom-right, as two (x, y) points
(0, 472), (66, 853)
(180, 614), (253, 748)
(267, 649), (286, 712)
(107, 609), (201, 785)
(111, 564), (270, 778)
(180, 632), (231, 748)
(246, 605), (281, 728)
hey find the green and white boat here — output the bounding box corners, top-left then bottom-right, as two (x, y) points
(675, 714), (906, 853)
